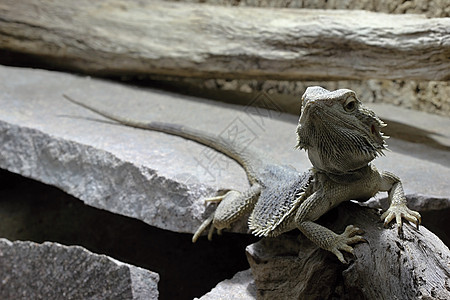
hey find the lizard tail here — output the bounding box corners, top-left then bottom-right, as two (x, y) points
(63, 94), (262, 184)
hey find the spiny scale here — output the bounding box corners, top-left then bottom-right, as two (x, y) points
(248, 170), (313, 237)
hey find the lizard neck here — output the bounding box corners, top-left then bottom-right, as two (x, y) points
(315, 164), (372, 184)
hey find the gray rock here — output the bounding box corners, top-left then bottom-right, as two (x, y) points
(2, 1), (449, 81)
(0, 238), (159, 299)
(0, 65), (449, 235)
(246, 235), (342, 299)
(197, 269), (256, 300)
(364, 194), (450, 211)
(246, 202), (450, 300)
(174, 0), (449, 17)
(157, 77), (450, 119)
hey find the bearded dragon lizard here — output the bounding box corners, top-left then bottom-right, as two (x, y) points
(64, 86), (421, 263)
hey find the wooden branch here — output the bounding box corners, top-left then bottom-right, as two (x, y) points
(0, 0), (449, 81)
(246, 202), (450, 299)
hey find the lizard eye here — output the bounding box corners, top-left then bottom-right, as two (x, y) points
(344, 97), (357, 112)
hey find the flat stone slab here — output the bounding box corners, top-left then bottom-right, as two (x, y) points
(0, 238), (159, 299)
(0, 65), (449, 234)
(197, 269), (256, 300)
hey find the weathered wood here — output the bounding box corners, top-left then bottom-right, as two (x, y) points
(0, 0), (448, 81)
(246, 202), (450, 299)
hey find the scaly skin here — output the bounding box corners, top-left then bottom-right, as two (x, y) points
(292, 87), (421, 262)
(64, 87), (421, 263)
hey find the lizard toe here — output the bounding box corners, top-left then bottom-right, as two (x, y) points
(344, 225), (364, 237)
(204, 190), (235, 204)
(332, 248), (347, 264)
(381, 204), (421, 233)
(192, 213), (215, 243)
(404, 209), (421, 227)
(328, 225), (366, 263)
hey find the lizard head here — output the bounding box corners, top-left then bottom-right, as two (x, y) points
(295, 86), (387, 174)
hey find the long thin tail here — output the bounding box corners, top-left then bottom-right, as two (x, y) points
(63, 94), (262, 183)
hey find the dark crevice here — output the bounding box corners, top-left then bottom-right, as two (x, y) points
(0, 169), (258, 300)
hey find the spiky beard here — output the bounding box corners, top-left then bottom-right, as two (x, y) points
(296, 108), (387, 174)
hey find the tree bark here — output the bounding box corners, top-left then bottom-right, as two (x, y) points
(0, 0), (448, 81)
(246, 202), (450, 299)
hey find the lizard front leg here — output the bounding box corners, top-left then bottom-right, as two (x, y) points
(379, 171), (421, 234)
(192, 183), (262, 242)
(294, 191), (366, 263)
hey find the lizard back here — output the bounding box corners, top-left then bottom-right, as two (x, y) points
(248, 166), (313, 237)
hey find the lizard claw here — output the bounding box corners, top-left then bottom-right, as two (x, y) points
(192, 191), (238, 242)
(204, 190), (239, 203)
(329, 225), (366, 264)
(204, 194), (226, 204)
(192, 187), (258, 243)
(192, 213), (215, 243)
(381, 204), (421, 234)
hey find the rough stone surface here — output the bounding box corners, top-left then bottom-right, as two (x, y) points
(0, 65), (449, 235)
(247, 236), (342, 299)
(0, 168), (256, 300)
(177, 78), (450, 117)
(197, 269), (256, 300)
(171, 0), (450, 17)
(246, 202), (450, 300)
(0, 238), (159, 299)
(364, 195), (450, 212)
(1, 0), (449, 81)
(157, 1), (450, 116)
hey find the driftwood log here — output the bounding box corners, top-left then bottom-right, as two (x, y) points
(0, 0), (449, 81)
(246, 202), (450, 300)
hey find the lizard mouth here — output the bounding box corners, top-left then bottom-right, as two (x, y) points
(296, 100), (387, 173)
